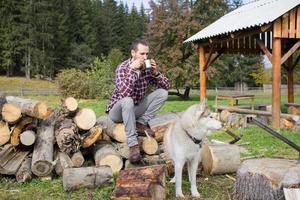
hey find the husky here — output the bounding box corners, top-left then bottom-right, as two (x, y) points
(164, 100), (222, 198)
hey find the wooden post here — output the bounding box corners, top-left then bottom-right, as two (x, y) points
(272, 30), (281, 129)
(199, 45), (206, 100)
(287, 56), (294, 103)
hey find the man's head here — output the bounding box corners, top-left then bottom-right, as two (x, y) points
(130, 39), (149, 61)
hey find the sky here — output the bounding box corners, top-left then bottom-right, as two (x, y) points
(119, 0), (151, 10)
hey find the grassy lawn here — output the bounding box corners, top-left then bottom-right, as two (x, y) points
(0, 78), (299, 199)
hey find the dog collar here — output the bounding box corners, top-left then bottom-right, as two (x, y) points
(185, 132), (202, 147)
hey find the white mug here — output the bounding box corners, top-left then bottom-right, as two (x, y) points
(144, 59), (152, 69)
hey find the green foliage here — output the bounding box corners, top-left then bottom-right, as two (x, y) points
(250, 63), (271, 85)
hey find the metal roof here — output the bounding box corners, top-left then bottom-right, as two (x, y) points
(184, 0), (300, 43)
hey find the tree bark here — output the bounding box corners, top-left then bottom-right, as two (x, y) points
(114, 165), (166, 200)
(6, 96), (48, 119)
(31, 125), (54, 177)
(234, 158), (300, 200)
(63, 166), (113, 191)
(73, 108), (96, 130)
(55, 151), (74, 176)
(71, 151), (85, 167)
(16, 157), (32, 183)
(96, 116), (126, 143)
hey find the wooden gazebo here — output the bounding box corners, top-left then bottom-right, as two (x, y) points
(185, 0), (300, 128)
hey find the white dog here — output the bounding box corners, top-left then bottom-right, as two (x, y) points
(164, 100), (222, 198)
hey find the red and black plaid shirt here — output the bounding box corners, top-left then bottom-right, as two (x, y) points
(106, 59), (169, 112)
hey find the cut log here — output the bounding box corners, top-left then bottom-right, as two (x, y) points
(125, 155), (166, 169)
(0, 144), (31, 175)
(64, 97), (78, 112)
(6, 96), (48, 119)
(82, 125), (102, 148)
(2, 103), (22, 123)
(148, 112), (178, 142)
(0, 121), (10, 146)
(112, 142), (130, 159)
(234, 158), (300, 200)
(63, 166), (113, 191)
(0, 96), (7, 121)
(31, 125), (54, 177)
(16, 157), (32, 183)
(55, 118), (80, 155)
(73, 108), (96, 130)
(71, 151), (85, 167)
(96, 116), (126, 143)
(93, 142), (123, 173)
(20, 130), (36, 146)
(55, 151), (74, 176)
(140, 136), (158, 155)
(288, 106), (300, 115)
(10, 117), (33, 146)
(282, 118), (297, 130)
(201, 143), (241, 175)
(114, 165), (166, 200)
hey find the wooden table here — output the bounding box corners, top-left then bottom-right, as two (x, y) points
(215, 94), (255, 110)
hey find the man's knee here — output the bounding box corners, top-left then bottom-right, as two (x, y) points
(121, 97), (134, 109)
(157, 89), (168, 101)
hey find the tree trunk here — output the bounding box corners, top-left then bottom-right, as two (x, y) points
(10, 117), (33, 146)
(55, 151), (74, 176)
(114, 165), (166, 200)
(16, 157), (32, 183)
(71, 151), (85, 167)
(55, 118), (80, 155)
(182, 86), (190, 100)
(73, 108), (96, 130)
(2, 103), (22, 123)
(234, 158), (300, 200)
(96, 116), (126, 143)
(63, 166), (113, 191)
(82, 125), (102, 148)
(201, 143), (241, 175)
(20, 130), (36, 146)
(31, 125), (54, 177)
(0, 121), (10, 146)
(6, 96), (48, 119)
(92, 142), (123, 173)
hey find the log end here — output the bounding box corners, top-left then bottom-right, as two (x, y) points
(31, 160), (53, 177)
(65, 97), (78, 112)
(98, 155), (123, 174)
(35, 102), (48, 119)
(74, 108), (96, 130)
(2, 103), (21, 123)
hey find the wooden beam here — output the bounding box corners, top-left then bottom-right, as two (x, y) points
(287, 56), (294, 103)
(199, 46), (206, 100)
(292, 53), (300, 69)
(203, 46), (214, 71)
(203, 49), (224, 71)
(257, 39), (272, 62)
(273, 18), (282, 38)
(260, 23), (272, 32)
(281, 13), (289, 38)
(281, 40), (300, 65)
(297, 7), (300, 38)
(271, 36), (281, 129)
(289, 8), (296, 38)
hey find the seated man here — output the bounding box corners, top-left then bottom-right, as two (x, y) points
(106, 39), (169, 162)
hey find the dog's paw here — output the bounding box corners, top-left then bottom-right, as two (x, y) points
(191, 191), (200, 198)
(169, 177), (175, 183)
(175, 193), (185, 198)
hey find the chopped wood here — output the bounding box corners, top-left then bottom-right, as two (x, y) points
(10, 117), (33, 146)
(64, 97), (78, 112)
(288, 106), (300, 115)
(20, 130), (36, 146)
(281, 118), (297, 130)
(63, 166), (113, 191)
(93, 142), (123, 173)
(71, 151), (84, 167)
(112, 142), (129, 159)
(82, 125), (102, 148)
(96, 116), (126, 143)
(31, 125), (54, 177)
(0, 144), (31, 175)
(234, 158), (300, 200)
(201, 143), (241, 175)
(140, 136), (158, 155)
(0, 121), (10, 146)
(0, 96), (7, 121)
(2, 103), (22, 123)
(125, 155), (166, 169)
(73, 108), (96, 130)
(6, 96), (48, 119)
(55, 118), (80, 155)
(114, 165), (166, 200)
(55, 151), (74, 176)
(16, 157), (32, 183)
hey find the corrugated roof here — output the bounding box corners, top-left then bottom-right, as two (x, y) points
(184, 0), (300, 43)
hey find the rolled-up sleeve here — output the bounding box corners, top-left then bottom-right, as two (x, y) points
(151, 73), (169, 90)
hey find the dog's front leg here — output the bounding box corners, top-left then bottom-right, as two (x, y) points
(189, 158), (200, 197)
(175, 160), (185, 197)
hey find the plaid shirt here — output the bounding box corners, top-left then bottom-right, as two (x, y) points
(106, 59), (169, 112)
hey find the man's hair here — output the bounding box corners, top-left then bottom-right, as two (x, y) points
(130, 39), (149, 51)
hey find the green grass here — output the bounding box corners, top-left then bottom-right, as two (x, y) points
(0, 76), (57, 89)
(1, 77), (300, 199)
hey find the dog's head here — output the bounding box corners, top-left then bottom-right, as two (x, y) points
(180, 99), (222, 138)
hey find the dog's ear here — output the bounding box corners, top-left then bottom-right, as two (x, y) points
(195, 98), (207, 118)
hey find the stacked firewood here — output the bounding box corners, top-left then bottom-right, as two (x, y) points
(0, 96), (177, 191)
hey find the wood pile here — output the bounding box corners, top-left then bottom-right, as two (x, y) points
(0, 96), (176, 192)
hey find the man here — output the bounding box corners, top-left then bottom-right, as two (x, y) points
(106, 39), (169, 162)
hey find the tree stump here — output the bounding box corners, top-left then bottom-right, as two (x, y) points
(0, 121), (10, 146)
(63, 166), (113, 191)
(96, 116), (126, 143)
(73, 108), (96, 130)
(93, 142), (123, 173)
(114, 165), (166, 200)
(201, 143), (241, 175)
(234, 158), (300, 200)
(31, 125), (54, 177)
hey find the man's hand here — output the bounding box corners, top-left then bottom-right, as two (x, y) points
(150, 59), (159, 76)
(130, 59), (143, 70)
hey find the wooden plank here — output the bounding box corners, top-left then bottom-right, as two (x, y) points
(289, 9), (296, 38)
(297, 7), (300, 38)
(257, 39), (272, 62)
(273, 18), (282, 38)
(282, 13), (289, 38)
(199, 46), (206, 100)
(284, 188), (300, 200)
(281, 40), (300, 65)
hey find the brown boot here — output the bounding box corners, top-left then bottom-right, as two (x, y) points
(136, 122), (155, 137)
(129, 145), (141, 163)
